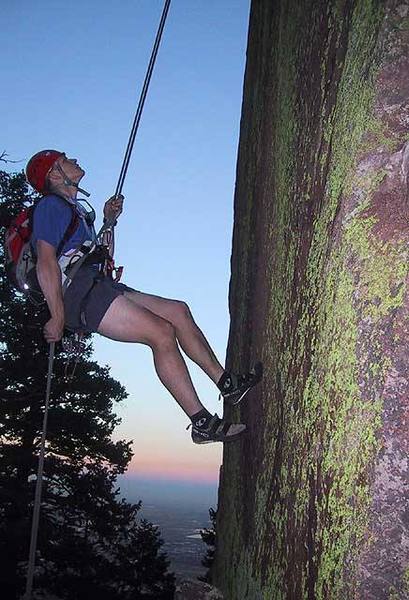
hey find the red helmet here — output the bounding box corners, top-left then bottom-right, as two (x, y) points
(26, 150), (64, 193)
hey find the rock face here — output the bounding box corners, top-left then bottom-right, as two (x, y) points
(212, 1), (409, 599)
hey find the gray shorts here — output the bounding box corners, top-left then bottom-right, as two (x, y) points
(64, 265), (134, 333)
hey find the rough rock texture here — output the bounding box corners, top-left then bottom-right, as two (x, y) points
(213, 1), (409, 599)
(175, 579), (224, 599)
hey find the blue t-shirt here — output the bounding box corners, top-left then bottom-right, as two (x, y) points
(32, 194), (95, 255)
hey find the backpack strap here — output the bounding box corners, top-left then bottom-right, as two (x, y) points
(30, 196), (80, 258)
(56, 205), (79, 257)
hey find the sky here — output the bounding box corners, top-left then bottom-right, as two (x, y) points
(2, 1), (251, 488)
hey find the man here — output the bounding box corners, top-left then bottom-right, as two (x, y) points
(26, 150), (262, 444)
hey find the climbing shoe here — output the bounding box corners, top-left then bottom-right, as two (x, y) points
(187, 414), (247, 444)
(218, 361), (263, 406)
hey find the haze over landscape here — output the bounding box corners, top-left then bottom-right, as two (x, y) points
(121, 476), (218, 577)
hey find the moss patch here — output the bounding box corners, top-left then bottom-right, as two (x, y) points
(214, 1), (409, 598)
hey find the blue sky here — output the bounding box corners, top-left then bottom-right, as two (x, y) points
(2, 0), (250, 484)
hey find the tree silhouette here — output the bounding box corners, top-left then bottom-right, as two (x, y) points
(199, 507), (216, 583)
(0, 169), (175, 599)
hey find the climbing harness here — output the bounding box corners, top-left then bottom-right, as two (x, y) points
(24, 1), (172, 598)
(62, 332), (86, 379)
(99, 226), (123, 281)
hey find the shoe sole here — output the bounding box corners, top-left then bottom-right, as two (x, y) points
(192, 429), (247, 444)
(224, 361), (263, 406)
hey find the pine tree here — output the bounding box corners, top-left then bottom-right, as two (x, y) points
(0, 169), (175, 599)
(199, 507), (217, 583)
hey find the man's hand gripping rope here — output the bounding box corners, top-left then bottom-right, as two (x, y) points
(103, 194), (124, 224)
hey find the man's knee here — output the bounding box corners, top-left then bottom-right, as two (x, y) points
(150, 318), (177, 349)
(173, 300), (192, 324)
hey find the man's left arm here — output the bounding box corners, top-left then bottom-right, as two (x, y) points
(103, 194), (124, 257)
(102, 194), (124, 258)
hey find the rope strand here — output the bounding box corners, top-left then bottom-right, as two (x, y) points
(24, 342), (55, 600)
(115, 0), (171, 198)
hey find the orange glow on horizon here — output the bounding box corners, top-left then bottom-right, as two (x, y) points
(126, 455), (220, 484)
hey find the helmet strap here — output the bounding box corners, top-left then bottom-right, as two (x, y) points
(55, 163), (90, 198)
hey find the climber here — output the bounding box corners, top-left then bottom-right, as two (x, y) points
(25, 150), (263, 444)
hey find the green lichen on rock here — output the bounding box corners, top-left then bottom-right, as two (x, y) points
(214, 0), (409, 599)
(389, 566), (409, 598)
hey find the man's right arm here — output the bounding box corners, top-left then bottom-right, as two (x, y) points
(36, 240), (65, 342)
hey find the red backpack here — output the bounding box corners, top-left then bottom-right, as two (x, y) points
(4, 200), (79, 304)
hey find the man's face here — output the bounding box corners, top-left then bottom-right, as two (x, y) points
(50, 154), (85, 187)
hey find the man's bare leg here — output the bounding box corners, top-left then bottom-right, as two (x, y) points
(97, 294), (205, 417)
(97, 292), (247, 443)
(124, 290), (224, 384)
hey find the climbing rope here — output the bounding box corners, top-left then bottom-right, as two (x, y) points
(115, 0), (171, 198)
(24, 342), (55, 600)
(24, 2), (172, 597)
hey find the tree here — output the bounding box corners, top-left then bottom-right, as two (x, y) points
(199, 507), (216, 583)
(0, 169), (175, 599)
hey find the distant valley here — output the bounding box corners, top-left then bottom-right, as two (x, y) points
(119, 476), (218, 578)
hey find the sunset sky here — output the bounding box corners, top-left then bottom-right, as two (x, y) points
(2, 0), (251, 485)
